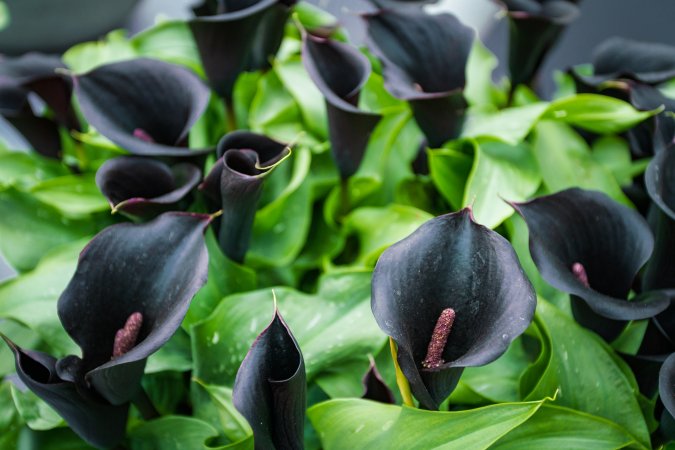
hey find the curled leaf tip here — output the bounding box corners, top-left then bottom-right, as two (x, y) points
(572, 262), (590, 288)
(422, 308), (455, 370)
(112, 312), (143, 358)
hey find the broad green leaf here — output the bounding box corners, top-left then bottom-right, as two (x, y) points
(129, 416), (218, 450)
(0, 151), (68, 189)
(10, 385), (63, 431)
(308, 398), (545, 450)
(450, 337), (531, 405)
(0, 189), (96, 272)
(190, 379), (252, 445)
(314, 359), (371, 399)
(544, 94), (659, 134)
(145, 329), (192, 374)
(0, 239), (86, 355)
(275, 57), (328, 139)
(465, 38), (507, 109)
(0, 2), (8, 31)
(343, 204), (433, 266)
(30, 174), (109, 218)
(428, 140), (474, 209)
(183, 228), (256, 327)
(131, 20), (203, 75)
(492, 405), (638, 449)
(532, 121), (631, 205)
(0, 382), (20, 449)
(522, 300), (650, 448)
(63, 30), (136, 73)
(248, 146), (313, 267)
(191, 271), (383, 386)
(462, 103), (548, 145)
(143, 372), (188, 416)
(361, 73), (403, 113)
(590, 135), (635, 186)
(464, 138), (541, 228)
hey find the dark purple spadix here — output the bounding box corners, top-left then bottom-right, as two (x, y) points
(572, 262), (590, 288)
(371, 208), (536, 409)
(112, 312), (143, 358)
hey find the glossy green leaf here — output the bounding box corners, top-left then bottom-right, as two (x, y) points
(522, 300), (650, 447)
(131, 20), (203, 75)
(544, 94), (659, 134)
(428, 140), (474, 210)
(462, 103), (548, 145)
(343, 204), (433, 267)
(10, 385), (63, 431)
(464, 138), (541, 228)
(308, 398), (545, 450)
(63, 30), (136, 74)
(129, 416), (218, 450)
(191, 271), (383, 386)
(0, 151), (68, 189)
(492, 404), (639, 449)
(590, 135), (635, 186)
(464, 38), (507, 109)
(30, 174), (109, 218)
(0, 239), (86, 355)
(532, 121), (631, 205)
(190, 380), (252, 445)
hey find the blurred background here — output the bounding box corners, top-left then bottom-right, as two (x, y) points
(1, 0), (674, 281)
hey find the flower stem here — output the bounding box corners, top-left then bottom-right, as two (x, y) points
(339, 177), (350, 220)
(225, 97), (237, 132)
(132, 387), (160, 420)
(389, 337), (415, 407)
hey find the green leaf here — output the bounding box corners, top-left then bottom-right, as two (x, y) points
(131, 20), (203, 75)
(522, 300), (650, 448)
(428, 140), (474, 209)
(0, 382), (20, 449)
(183, 228), (256, 327)
(275, 57), (328, 139)
(0, 2), (9, 31)
(343, 204), (433, 266)
(308, 398), (546, 450)
(544, 94), (659, 134)
(248, 146), (313, 267)
(464, 138), (541, 228)
(30, 174), (109, 218)
(10, 385), (63, 431)
(590, 135), (634, 186)
(63, 30), (136, 74)
(190, 379), (252, 445)
(0, 151), (68, 189)
(145, 329), (192, 374)
(464, 38), (507, 109)
(462, 103), (548, 145)
(492, 405), (638, 449)
(531, 121), (632, 205)
(0, 239), (86, 355)
(129, 416), (219, 450)
(191, 271), (383, 386)
(0, 189), (96, 272)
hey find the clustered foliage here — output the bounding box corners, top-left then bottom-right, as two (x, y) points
(0, 0), (674, 449)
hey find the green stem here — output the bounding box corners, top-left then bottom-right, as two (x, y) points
(132, 387), (160, 421)
(389, 337), (415, 407)
(225, 97), (237, 132)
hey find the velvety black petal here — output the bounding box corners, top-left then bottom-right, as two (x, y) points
(511, 188), (668, 326)
(233, 310), (306, 450)
(201, 132), (289, 263)
(5, 115), (62, 159)
(660, 352), (675, 418)
(2, 335), (129, 449)
(95, 156), (201, 217)
(622, 352), (666, 397)
(57, 212), (211, 405)
(574, 37), (675, 87)
(502, 1), (579, 87)
(73, 58), (212, 157)
(371, 208), (536, 409)
(189, 0), (295, 100)
(646, 145), (675, 221)
(361, 358), (395, 404)
(302, 33), (381, 178)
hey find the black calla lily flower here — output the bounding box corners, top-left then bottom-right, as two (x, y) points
(0, 53), (78, 157)
(200, 131), (290, 263)
(572, 37), (675, 88)
(2, 212), (210, 448)
(189, 0), (297, 101)
(302, 32), (382, 179)
(371, 208), (536, 410)
(233, 308), (306, 450)
(497, 0), (579, 89)
(659, 353), (675, 420)
(363, 9), (474, 148)
(96, 156), (202, 218)
(510, 188), (670, 340)
(362, 357), (395, 404)
(73, 58), (213, 157)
